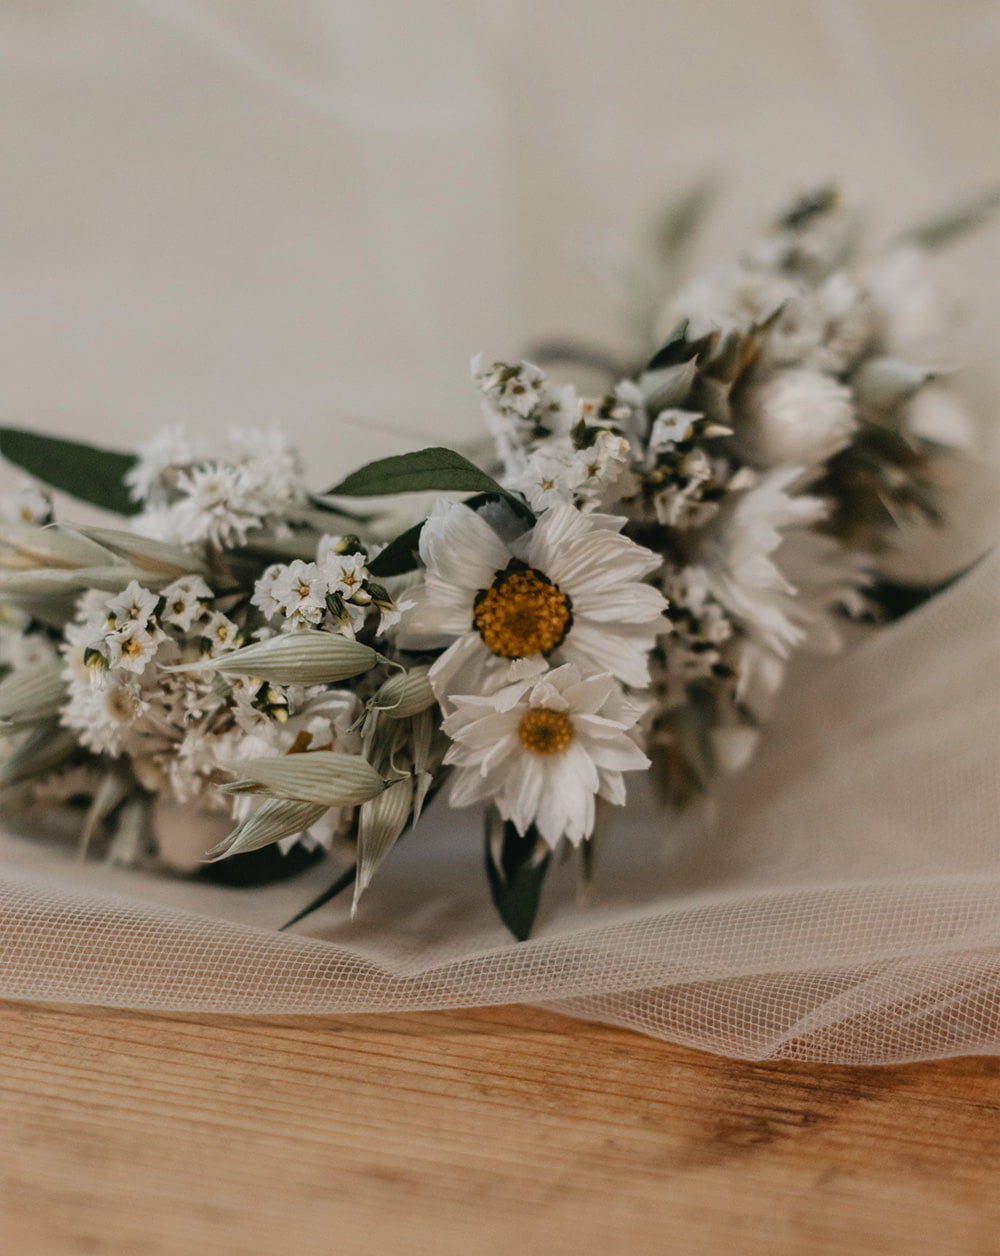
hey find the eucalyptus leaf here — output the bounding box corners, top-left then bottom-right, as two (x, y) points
(0, 428), (140, 516)
(325, 447), (533, 521)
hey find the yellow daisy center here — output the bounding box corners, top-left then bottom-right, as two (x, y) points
(518, 707), (574, 756)
(473, 560), (572, 658)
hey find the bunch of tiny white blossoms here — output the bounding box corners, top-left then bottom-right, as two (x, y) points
(0, 186), (990, 937)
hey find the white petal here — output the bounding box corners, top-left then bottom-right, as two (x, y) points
(570, 581), (668, 625)
(559, 673), (619, 715)
(503, 754), (546, 835)
(560, 621), (652, 687)
(449, 764), (495, 808)
(596, 769), (627, 806)
(419, 503), (509, 592)
(583, 735), (650, 773)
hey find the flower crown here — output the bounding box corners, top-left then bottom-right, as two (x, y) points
(0, 186), (992, 938)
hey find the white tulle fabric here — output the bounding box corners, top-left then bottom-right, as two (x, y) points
(1, 1), (1000, 1061)
(3, 546), (999, 1062)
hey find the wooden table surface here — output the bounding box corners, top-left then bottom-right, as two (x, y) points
(2, 1001), (998, 1256)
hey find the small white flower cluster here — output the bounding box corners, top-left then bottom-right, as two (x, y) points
(60, 576), (222, 760)
(57, 571), (362, 846)
(127, 425), (308, 548)
(474, 357), (641, 513)
(252, 534), (410, 637)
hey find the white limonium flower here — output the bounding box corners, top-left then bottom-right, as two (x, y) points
(160, 575), (213, 632)
(105, 580), (161, 630)
(507, 445), (582, 513)
(105, 619), (162, 674)
(0, 482), (52, 526)
(202, 610), (243, 656)
(738, 369), (855, 474)
(443, 660), (649, 848)
(398, 501), (668, 701)
(269, 560), (329, 628)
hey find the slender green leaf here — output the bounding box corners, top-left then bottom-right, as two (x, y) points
(899, 188), (1000, 250)
(326, 447), (533, 521)
(653, 177), (718, 261)
(484, 815), (551, 942)
(0, 428), (140, 516)
(279, 862), (358, 930)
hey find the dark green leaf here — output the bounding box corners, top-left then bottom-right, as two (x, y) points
(485, 817), (551, 941)
(368, 521), (426, 578)
(0, 427), (141, 516)
(326, 446), (533, 521)
(198, 841), (326, 888)
(305, 494), (374, 522)
(869, 552), (990, 621)
(776, 184), (839, 231)
(645, 320), (691, 372)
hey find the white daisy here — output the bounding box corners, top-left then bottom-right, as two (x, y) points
(442, 660), (649, 848)
(398, 500), (668, 703)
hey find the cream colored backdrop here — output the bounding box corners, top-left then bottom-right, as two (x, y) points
(1, 1), (999, 491)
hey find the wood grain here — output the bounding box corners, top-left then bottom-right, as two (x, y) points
(1, 1001), (998, 1256)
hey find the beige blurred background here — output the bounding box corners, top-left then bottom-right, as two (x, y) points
(1, 0), (999, 544)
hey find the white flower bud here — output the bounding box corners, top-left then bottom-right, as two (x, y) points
(738, 369), (855, 472)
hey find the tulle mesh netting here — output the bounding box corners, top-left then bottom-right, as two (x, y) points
(2, 544), (998, 1063)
